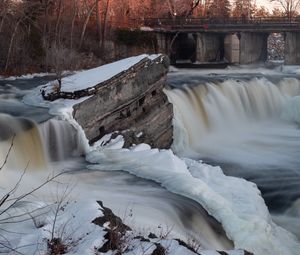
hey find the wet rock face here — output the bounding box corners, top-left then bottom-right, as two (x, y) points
(72, 55), (173, 149)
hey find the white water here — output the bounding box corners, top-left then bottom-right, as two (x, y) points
(2, 67), (300, 255)
(166, 77), (300, 166)
(0, 114), (47, 171)
(39, 119), (85, 161)
(0, 115), (232, 253)
(165, 75), (300, 246)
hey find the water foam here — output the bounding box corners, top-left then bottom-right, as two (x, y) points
(165, 77), (300, 169)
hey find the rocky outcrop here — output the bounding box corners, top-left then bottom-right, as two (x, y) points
(46, 55), (173, 149)
(93, 201), (253, 255)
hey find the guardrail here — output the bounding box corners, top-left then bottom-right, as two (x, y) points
(130, 17), (300, 29)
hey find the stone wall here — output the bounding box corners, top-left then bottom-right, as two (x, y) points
(224, 34), (240, 63)
(285, 32), (300, 65)
(196, 33), (224, 62)
(239, 32), (268, 64)
(72, 55), (173, 149)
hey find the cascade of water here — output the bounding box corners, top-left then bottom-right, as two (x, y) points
(0, 114), (85, 172)
(166, 77), (300, 168)
(39, 118), (85, 162)
(0, 114), (47, 171)
(166, 76), (300, 231)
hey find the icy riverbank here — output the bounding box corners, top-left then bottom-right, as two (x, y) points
(20, 55), (300, 255)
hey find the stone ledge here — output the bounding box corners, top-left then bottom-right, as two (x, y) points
(43, 55), (173, 149)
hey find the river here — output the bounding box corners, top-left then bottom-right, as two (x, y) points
(0, 65), (300, 254)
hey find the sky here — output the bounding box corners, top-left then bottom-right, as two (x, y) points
(228, 0), (280, 11)
(257, 0), (277, 9)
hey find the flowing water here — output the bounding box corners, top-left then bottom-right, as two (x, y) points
(0, 76), (233, 250)
(1, 67), (300, 254)
(166, 69), (300, 240)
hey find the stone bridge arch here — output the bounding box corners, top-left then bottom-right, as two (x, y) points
(155, 30), (300, 65)
(169, 33), (197, 63)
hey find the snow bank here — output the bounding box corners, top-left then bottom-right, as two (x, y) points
(23, 54), (162, 153)
(44, 54), (161, 94)
(0, 72), (54, 81)
(23, 54), (162, 114)
(23, 57), (300, 255)
(86, 145), (300, 255)
(168, 64), (300, 77)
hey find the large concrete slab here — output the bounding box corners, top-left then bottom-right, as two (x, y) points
(239, 32), (268, 64)
(285, 32), (300, 65)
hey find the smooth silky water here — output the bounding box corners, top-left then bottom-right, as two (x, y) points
(0, 77), (233, 250)
(166, 69), (300, 240)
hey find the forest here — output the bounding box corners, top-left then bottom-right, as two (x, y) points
(0, 0), (298, 75)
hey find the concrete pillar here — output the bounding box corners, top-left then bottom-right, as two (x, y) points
(239, 32), (268, 64)
(196, 33), (223, 62)
(285, 32), (300, 65)
(156, 32), (170, 55)
(224, 34), (240, 64)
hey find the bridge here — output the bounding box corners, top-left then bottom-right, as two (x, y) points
(134, 17), (300, 65)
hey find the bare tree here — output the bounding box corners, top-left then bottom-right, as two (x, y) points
(96, 0), (102, 46)
(47, 43), (80, 92)
(166, 0), (202, 18)
(70, 0), (78, 50)
(232, 0), (254, 18)
(206, 0), (231, 18)
(0, 137), (65, 254)
(101, 0), (111, 51)
(0, 0), (10, 33)
(169, 0), (201, 62)
(79, 1), (96, 48)
(4, 1), (41, 72)
(54, 0), (64, 46)
(270, 0), (300, 20)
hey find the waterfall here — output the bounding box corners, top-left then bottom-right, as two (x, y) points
(165, 77), (300, 168)
(0, 114), (84, 171)
(0, 114), (47, 171)
(39, 118), (85, 162)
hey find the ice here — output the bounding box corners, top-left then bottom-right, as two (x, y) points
(86, 145), (300, 255)
(21, 60), (300, 255)
(0, 72), (53, 81)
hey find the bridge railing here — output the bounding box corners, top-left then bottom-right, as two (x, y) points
(134, 17), (300, 29)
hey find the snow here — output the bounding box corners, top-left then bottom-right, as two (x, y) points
(0, 72), (54, 81)
(0, 71), (83, 81)
(0, 166), (106, 255)
(0, 165), (242, 255)
(86, 145), (300, 255)
(21, 58), (300, 255)
(23, 54), (163, 116)
(42, 54), (161, 94)
(140, 26), (154, 31)
(168, 63), (300, 77)
(92, 133), (125, 150)
(23, 54), (163, 152)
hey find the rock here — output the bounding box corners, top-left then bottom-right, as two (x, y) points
(148, 232), (158, 239)
(92, 202), (254, 255)
(151, 243), (166, 255)
(72, 55), (173, 149)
